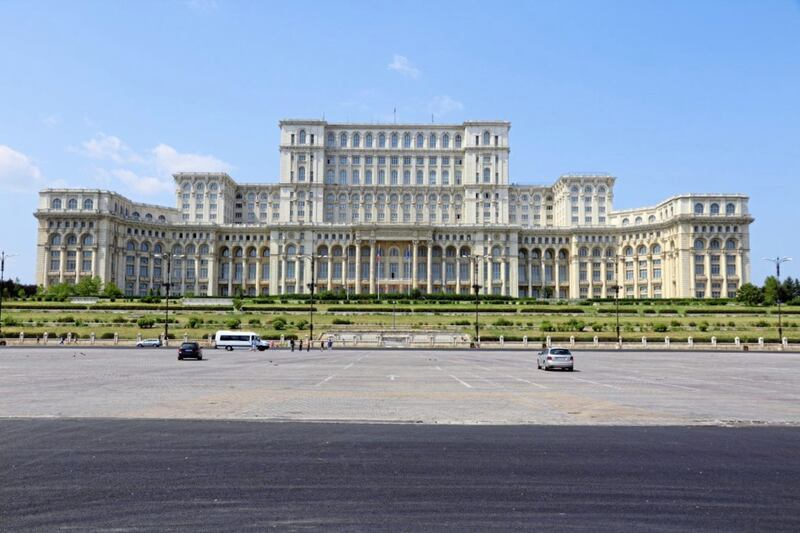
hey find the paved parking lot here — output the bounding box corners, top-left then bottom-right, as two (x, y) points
(1, 346), (799, 425)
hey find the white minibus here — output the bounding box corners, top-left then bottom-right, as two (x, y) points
(214, 331), (269, 351)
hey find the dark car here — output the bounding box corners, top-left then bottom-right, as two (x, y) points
(178, 342), (203, 360)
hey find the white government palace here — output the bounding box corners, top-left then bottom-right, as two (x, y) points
(35, 120), (753, 299)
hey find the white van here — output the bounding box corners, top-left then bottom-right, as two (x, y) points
(214, 331), (269, 351)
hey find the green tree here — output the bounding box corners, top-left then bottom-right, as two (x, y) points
(44, 282), (75, 301)
(232, 298), (244, 311)
(74, 276), (103, 296)
(736, 283), (764, 306)
(763, 276), (780, 305)
(103, 281), (123, 298)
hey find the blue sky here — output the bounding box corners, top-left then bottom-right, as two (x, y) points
(1, 0), (798, 284)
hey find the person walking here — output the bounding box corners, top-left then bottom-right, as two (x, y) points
(290, 338), (295, 352)
(299, 339), (303, 351)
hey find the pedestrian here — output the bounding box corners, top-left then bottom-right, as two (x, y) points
(250, 337), (256, 351)
(299, 339), (303, 351)
(290, 338), (295, 352)
(36, 336), (40, 344)
(59, 336), (64, 345)
(327, 338), (333, 350)
(320, 339), (325, 350)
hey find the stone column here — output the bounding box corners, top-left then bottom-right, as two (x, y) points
(255, 260), (262, 294)
(194, 256), (200, 295)
(279, 256), (286, 295)
(527, 258), (532, 297)
(426, 242), (433, 294)
(554, 260), (560, 299)
(228, 258), (234, 296)
(369, 242), (376, 294)
(601, 261), (608, 298)
(355, 242), (361, 295)
(208, 255), (217, 296)
(327, 255), (333, 291)
(500, 257), (507, 296)
(412, 241), (419, 290)
(455, 256), (461, 294)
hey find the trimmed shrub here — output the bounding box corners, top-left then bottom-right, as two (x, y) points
(225, 318), (241, 330)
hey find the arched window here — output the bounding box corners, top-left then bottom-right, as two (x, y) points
(365, 133), (373, 147)
(83, 198), (93, 210)
(634, 216), (643, 225)
(598, 186), (606, 194)
(247, 247), (257, 258)
(199, 244), (209, 255)
(51, 198), (62, 209)
(710, 203), (720, 215)
(132, 212), (140, 219)
(140, 242), (149, 252)
(571, 185), (579, 194)
(709, 239), (721, 249)
(352, 132), (360, 147)
(624, 246), (633, 257)
(442, 133), (450, 148)
(694, 203), (704, 214)
(578, 247), (588, 257)
(637, 245), (647, 255)
(455, 135), (462, 148)
(233, 247), (243, 258)
(82, 235), (93, 246)
(327, 133), (335, 146)
(651, 244), (662, 254)
(67, 198), (78, 209)
(622, 218), (630, 226)
(65, 234), (77, 245)
(126, 241), (136, 251)
(298, 130), (306, 144)
(154, 243), (163, 254)
(648, 215), (656, 223)
(415, 133), (424, 148)
(726, 203), (735, 215)
(403, 133), (411, 148)
(584, 185), (593, 194)
(391, 132), (398, 147)
(725, 238), (737, 250)
(221, 247), (230, 258)
(429, 133), (437, 148)
(158, 215), (166, 222)
(145, 213), (153, 221)
(378, 133), (386, 147)
(483, 131), (490, 145)
(50, 234), (61, 245)
(286, 244), (296, 256)
(694, 238), (705, 250)
(339, 132), (347, 147)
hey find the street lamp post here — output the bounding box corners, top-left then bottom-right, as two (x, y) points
(0, 251), (19, 345)
(764, 257), (792, 343)
(613, 255), (621, 342)
(305, 250), (315, 352)
(466, 254), (482, 348)
(155, 252), (183, 347)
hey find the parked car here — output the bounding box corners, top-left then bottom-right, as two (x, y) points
(178, 342), (203, 360)
(537, 347), (574, 371)
(136, 338), (161, 348)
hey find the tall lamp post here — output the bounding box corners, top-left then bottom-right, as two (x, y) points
(0, 251), (19, 345)
(764, 256), (792, 343)
(154, 252), (183, 347)
(612, 255), (621, 341)
(464, 253), (482, 348)
(304, 249), (316, 351)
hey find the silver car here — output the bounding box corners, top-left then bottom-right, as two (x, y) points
(537, 347), (574, 371)
(136, 338), (162, 348)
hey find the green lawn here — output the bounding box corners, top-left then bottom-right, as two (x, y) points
(1, 299), (798, 343)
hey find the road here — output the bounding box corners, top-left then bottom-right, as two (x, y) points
(1, 347), (799, 424)
(2, 419), (799, 531)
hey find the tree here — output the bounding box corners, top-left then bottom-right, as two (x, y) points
(73, 276), (103, 297)
(103, 281), (123, 298)
(736, 283), (764, 306)
(44, 282), (75, 301)
(763, 276), (781, 305)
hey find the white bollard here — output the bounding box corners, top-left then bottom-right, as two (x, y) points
(43, 332), (49, 344)
(569, 336), (575, 347)
(782, 337), (788, 348)
(183, 333), (188, 343)
(711, 336), (717, 348)
(19, 332), (24, 343)
(665, 336), (670, 348)
(137, 333), (142, 343)
(546, 335), (552, 348)
(758, 337), (764, 348)
(642, 336), (647, 347)
(66, 332), (72, 344)
(734, 337), (740, 347)
(499, 335), (504, 347)
(688, 337), (693, 348)
(593, 335), (599, 347)
(523, 336), (528, 347)
(114, 332), (118, 345)
(90, 332), (95, 345)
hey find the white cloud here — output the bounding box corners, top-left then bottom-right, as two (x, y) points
(76, 134), (232, 198)
(429, 95), (464, 117)
(42, 114), (61, 128)
(0, 145), (45, 192)
(81, 133), (142, 164)
(388, 54), (420, 79)
(152, 143), (230, 174)
(111, 169), (174, 195)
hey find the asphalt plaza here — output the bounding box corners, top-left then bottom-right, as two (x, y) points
(2, 346), (799, 425)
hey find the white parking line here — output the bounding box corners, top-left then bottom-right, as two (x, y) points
(314, 374), (336, 387)
(344, 362), (354, 370)
(449, 374), (472, 388)
(571, 377), (622, 391)
(435, 366), (443, 371)
(617, 375), (696, 391)
(510, 376), (547, 389)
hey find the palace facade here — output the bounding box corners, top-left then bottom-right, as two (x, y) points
(35, 120), (753, 299)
